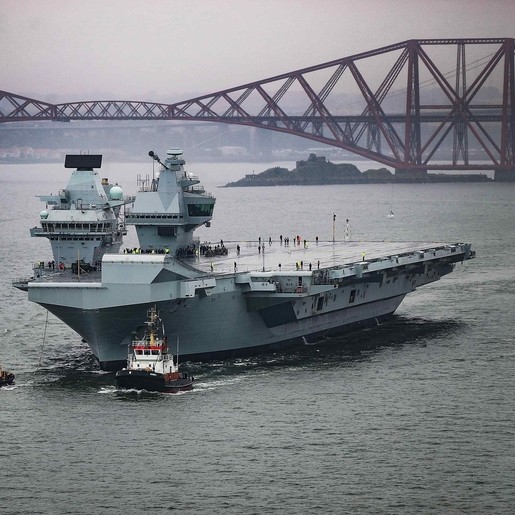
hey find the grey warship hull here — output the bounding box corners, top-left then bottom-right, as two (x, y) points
(19, 150), (475, 370)
(28, 240), (473, 370)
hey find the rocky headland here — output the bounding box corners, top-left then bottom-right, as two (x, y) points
(224, 154), (492, 187)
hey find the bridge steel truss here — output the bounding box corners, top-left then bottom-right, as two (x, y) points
(1, 38), (514, 172)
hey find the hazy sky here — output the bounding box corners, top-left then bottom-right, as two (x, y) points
(2, 0), (513, 103)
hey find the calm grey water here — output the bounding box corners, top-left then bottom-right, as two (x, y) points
(0, 161), (514, 514)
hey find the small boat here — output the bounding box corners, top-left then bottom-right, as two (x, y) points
(115, 305), (193, 393)
(0, 364), (15, 387)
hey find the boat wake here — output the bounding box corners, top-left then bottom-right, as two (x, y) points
(97, 386), (117, 394)
(101, 382), (196, 396)
(0, 385), (16, 391)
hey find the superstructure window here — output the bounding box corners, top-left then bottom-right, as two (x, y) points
(158, 226), (177, 236)
(187, 203), (214, 217)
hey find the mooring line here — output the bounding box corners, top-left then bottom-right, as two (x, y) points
(37, 310), (49, 371)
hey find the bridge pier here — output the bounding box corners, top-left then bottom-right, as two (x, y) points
(494, 168), (515, 181)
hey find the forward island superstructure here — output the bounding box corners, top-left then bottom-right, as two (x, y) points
(17, 150), (476, 370)
(30, 154), (131, 270)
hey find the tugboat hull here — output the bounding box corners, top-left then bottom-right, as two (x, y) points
(115, 369), (193, 393)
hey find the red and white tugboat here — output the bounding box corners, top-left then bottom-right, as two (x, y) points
(115, 305), (193, 393)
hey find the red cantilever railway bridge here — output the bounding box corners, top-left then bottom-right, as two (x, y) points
(1, 38), (514, 177)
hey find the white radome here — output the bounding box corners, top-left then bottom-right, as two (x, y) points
(109, 185), (123, 200)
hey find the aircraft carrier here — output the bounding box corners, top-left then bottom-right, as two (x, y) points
(15, 150), (476, 370)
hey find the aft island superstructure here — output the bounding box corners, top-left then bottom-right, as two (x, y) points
(18, 150), (476, 370)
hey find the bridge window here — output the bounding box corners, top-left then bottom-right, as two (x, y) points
(187, 203), (213, 217)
